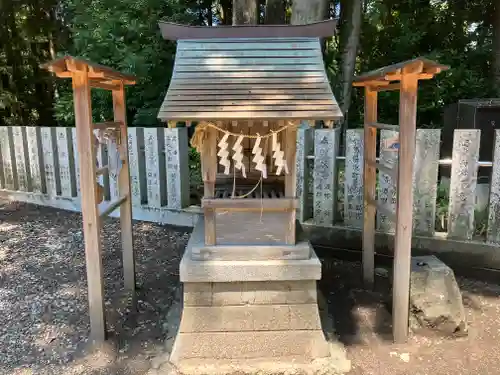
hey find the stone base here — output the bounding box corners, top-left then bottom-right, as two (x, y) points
(164, 222), (343, 373)
(410, 255), (468, 336)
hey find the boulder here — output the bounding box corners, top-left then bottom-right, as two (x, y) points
(410, 255), (467, 336)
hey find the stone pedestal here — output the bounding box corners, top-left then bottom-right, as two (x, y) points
(168, 220), (336, 373)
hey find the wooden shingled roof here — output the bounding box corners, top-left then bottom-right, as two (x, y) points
(41, 55), (136, 84)
(157, 21), (343, 123)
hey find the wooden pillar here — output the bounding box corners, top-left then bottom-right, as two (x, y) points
(362, 87), (377, 288)
(72, 70), (106, 343)
(392, 73), (418, 343)
(201, 127), (217, 198)
(112, 83), (135, 294)
(201, 126), (217, 245)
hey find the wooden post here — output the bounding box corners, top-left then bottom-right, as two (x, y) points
(112, 83), (135, 294)
(201, 126), (217, 245)
(72, 70), (106, 343)
(392, 72), (418, 344)
(201, 127), (217, 198)
(362, 87), (377, 288)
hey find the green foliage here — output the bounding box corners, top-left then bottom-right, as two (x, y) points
(53, 0), (200, 126)
(332, 0), (499, 128)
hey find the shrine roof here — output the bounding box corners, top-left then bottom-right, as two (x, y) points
(157, 21), (343, 123)
(41, 55), (136, 84)
(352, 57), (449, 86)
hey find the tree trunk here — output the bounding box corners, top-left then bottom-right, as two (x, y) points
(233, 0), (259, 25)
(493, 1), (500, 91)
(264, 0), (285, 24)
(218, 0), (232, 25)
(339, 0), (362, 118)
(290, 0), (328, 25)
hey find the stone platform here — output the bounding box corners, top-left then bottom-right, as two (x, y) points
(162, 220), (348, 374)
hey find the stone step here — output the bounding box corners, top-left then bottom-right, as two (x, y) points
(179, 304), (322, 332)
(170, 330), (331, 363)
(183, 280), (318, 306)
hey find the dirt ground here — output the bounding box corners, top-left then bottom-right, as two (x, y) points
(1, 200), (500, 375)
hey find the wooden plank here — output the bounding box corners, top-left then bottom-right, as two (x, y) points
(157, 110), (339, 121)
(447, 129), (481, 240)
(176, 57), (321, 65)
(56, 127), (76, 197)
(26, 127), (44, 193)
(113, 85), (136, 294)
(373, 83), (401, 92)
(93, 130), (109, 200)
(313, 128), (340, 226)
(12, 126), (29, 191)
(344, 129), (364, 228)
(165, 127), (190, 209)
(175, 71), (325, 79)
(487, 130), (500, 243)
(363, 87), (378, 288)
(107, 138), (120, 199)
(177, 40), (320, 51)
(295, 124), (313, 222)
(72, 70), (106, 343)
(392, 73), (419, 344)
(71, 127), (81, 196)
(377, 130), (399, 233)
(202, 197), (297, 210)
(93, 121), (122, 130)
(99, 195), (127, 217)
(89, 80), (121, 91)
(41, 127), (58, 196)
(161, 104), (333, 112)
(412, 129), (441, 235)
(127, 127), (142, 207)
(143, 127), (163, 207)
(175, 65), (323, 72)
(368, 123), (399, 131)
(0, 127), (16, 190)
(176, 49), (319, 58)
(166, 94), (333, 100)
(163, 99), (335, 106)
(168, 86), (330, 92)
(170, 77), (327, 84)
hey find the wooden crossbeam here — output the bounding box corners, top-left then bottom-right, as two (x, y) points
(368, 123), (399, 131)
(93, 121), (122, 130)
(202, 197), (298, 211)
(96, 166), (108, 176)
(373, 83), (401, 92)
(367, 198), (396, 222)
(99, 195), (127, 217)
(90, 80), (121, 91)
(366, 160), (398, 179)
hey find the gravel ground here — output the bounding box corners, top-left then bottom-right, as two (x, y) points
(320, 259), (500, 375)
(0, 200), (189, 375)
(2, 199), (500, 375)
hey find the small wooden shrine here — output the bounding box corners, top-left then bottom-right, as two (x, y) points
(157, 20), (343, 371)
(353, 57), (449, 343)
(42, 56), (136, 343)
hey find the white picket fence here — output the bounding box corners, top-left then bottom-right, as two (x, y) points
(1, 125), (499, 243)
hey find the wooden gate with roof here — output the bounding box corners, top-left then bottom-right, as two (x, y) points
(42, 56), (137, 343)
(353, 57), (449, 343)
